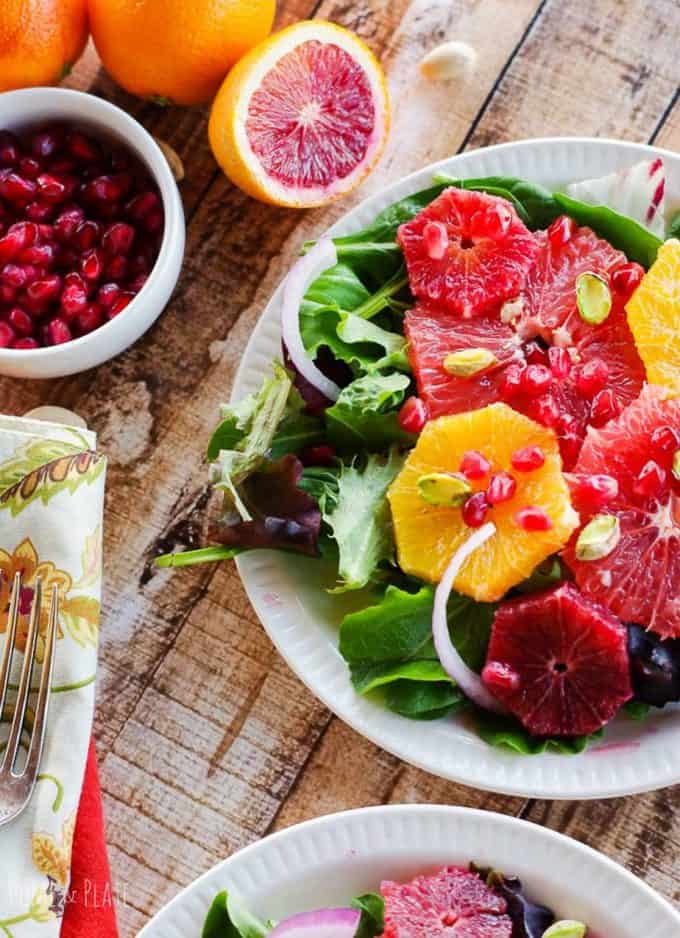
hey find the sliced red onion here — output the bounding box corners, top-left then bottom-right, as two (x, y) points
(566, 158), (666, 237)
(268, 907), (361, 938)
(281, 238), (341, 402)
(432, 521), (507, 714)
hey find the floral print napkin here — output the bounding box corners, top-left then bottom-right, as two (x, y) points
(0, 414), (106, 938)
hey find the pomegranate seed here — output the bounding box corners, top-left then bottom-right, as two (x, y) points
(611, 262), (644, 299)
(590, 389), (620, 427)
(73, 220), (100, 251)
(37, 173), (70, 203)
(102, 222), (135, 256)
(18, 156), (41, 179)
(0, 171), (36, 204)
(511, 445), (545, 471)
(302, 444), (337, 466)
(105, 255), (128, 280)
(21, 264), (40, 286)
(7, 221), (38, 250)
(47, 317), (71, 345)
(0, 232), (21, 264)
(25, 200), (55, 222)
(87, 175), (123, 203)
(523, 340), (548, 365)
(128, 273), (148, 293)
(127, 190), (160, 221)
(499, 363), (524, 400)
(650, 425), (679, 454)
(520, 363), (552, 397)
(1, 264), (27, 288)
(481, 661), (520, 693)
(423, 221), (449, 260)
(76, 303), (103, 334)
(31, 129), (62, 160)
(547, 215), (576, 249)
(64, 270), (87, 289)
(532, 394), (560, 427)
(571, 473), (619, 511)
(486, 471), (517, 505)
(128, 251), (150, 276)
(548, 346), (571, 379)
(54, 205), (85, 242)
(0, 131), (20, 167)
(81, 248), (104, 282)
(460, 450), (491, 480)
(634, 460), (666, 500)
(12, 336), (39, 349)
(0, 284), (16, 303)
(143, 208), (164, 235)
(67, 131), (102, 163)
(96, 282), (121, 309)
(20, 243), (56, 267)
(108, 292), (134, 318)
(398, 396), (429, 434)
(575, 359), (609, 398)
(49, 157), (77, 175)
(61, 281), (89, 319)
(8, 307), (34, 336)
(0, 321), (15, 347)
(462, 492), (489, 528)
(515, 506), (552, 531)
(26, 274), (61, 306)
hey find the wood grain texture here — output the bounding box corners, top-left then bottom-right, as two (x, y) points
(0, 1), (678, 934)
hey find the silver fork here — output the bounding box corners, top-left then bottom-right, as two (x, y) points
(0, 572), (58, 827)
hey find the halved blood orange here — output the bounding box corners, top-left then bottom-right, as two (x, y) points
(563, 386), (680, 639)
(388, 403), (579, 602)
(208, 20), (389, 207)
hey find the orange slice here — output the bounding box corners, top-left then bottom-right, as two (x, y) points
(208, 20), (390, 207)
(626, 238), (680, 395)
(388, 403), (579, 601)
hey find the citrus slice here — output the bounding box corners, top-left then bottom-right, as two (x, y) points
(397, 188), (539, 317)
(208, 20), (389, 207)
(626, 238), (680, 395)
(388, 403), (578, 602)
(563, 386), (680, 638)
(405, 223), (645, 468)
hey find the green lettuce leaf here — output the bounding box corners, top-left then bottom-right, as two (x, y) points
(340, 584), (435, 664)
(475, 712), (603, 755)
(324, 448), (404, 591)
(325, 373), (414, 451)
(385, 679), (466, 720)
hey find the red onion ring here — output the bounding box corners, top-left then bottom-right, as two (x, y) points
(268, 907), (361, 938)
(432, 522), (507, 714)
(281, 238), (341, 402)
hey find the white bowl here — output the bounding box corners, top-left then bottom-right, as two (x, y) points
(0, 87), (185, 378)
(139, 804), (680, 937)
(233, 137), (680, 799)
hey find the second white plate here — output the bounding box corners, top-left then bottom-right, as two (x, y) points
(234, 137), (680, 799)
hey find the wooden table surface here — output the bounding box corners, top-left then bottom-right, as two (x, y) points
(1, 1), (679, 934)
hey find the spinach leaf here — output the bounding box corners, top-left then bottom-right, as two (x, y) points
(334, 184), (446, 246)
(351, 893), (385, 938)
(339, 584), (435, 664)
(553, 192), (662, 267)
(514, 557), (566, 594)
(202, 892), (239, 938)
(623, 700), (652, 721)
(227, 894), (270, 938)
(475, 712), (603, 755)
(324, 448), (404, 592)
(385, 679), (466, 719)
(350, 658), (447, 694)
(667, 210), (680, 240)
(325, 373), (414, 451)
(303, 261), (371, 312)
(269, 411), (324, 458)
(433, 173), (560, 229)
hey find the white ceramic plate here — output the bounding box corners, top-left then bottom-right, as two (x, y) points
(233, 138), (680, 799)
(139, 804), (680, 936)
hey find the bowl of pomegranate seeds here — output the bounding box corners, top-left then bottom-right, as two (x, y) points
(0, 87), (185, 378)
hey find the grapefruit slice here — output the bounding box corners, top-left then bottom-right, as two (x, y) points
(482, 583), (632, 736)
(387, 403), (579, 602)
(397, 188), (539, 317)
(208, 21), (389, 207)
(626, 238), (680, 395)
(405, 222), (645, 467)
(563, 386), (680, 639)
(381, 866), (512, 938)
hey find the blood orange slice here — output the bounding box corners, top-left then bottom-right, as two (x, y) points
(208, 21), (389, 207)
(563, 386), (680, 639)
(381, 866), (512, 938)
(397, 188), (539, 317)
(406, 221), (645, 467)
(482, 583), (632, 736)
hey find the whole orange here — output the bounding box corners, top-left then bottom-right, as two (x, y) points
(88, 0), (277, 106)
(0, 0), (89, 92)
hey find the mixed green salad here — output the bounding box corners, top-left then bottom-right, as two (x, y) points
(201, 863), (588, 938)
(157, 157), (680, 754)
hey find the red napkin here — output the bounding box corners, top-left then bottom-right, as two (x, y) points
(62, 739), (119, 938)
